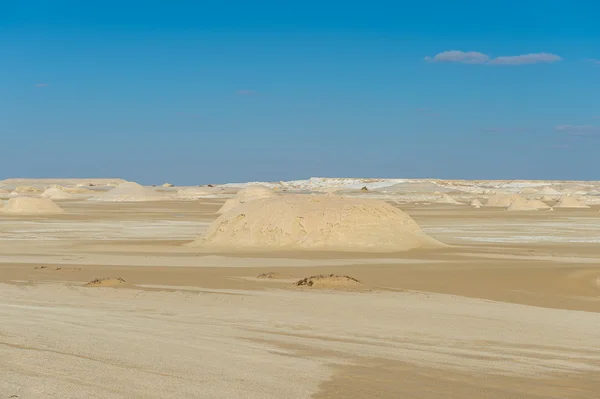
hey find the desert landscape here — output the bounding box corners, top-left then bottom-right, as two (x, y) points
(1, 177), (599, 398)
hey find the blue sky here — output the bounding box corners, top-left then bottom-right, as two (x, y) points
(1, 1), (599, 184)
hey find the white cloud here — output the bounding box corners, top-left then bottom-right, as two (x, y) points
(425, 51), (562, 65)
(489, 53), (562, 65)
(424, 51), (489, 64)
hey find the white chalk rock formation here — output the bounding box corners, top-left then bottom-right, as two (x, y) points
(177, 186), (224, 199)
(217, 185), (277, 214)
(553, 196), (590, 209)
(3, 197), (64, 215)
(41, 186), (73, 200)
(191, 195), (444, 252)
(89, 182), (170, 202)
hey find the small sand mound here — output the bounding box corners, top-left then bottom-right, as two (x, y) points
(41, 186), (73, 200)
(506, 197), (540, 211)
(256, 272), (291, 279)
(84, 277), (127, 287)
(470, 199), (483, 208)
(90, 182), (170, 202)
(540, 195), (557, 202)
(3, 197), (64, 215)
(485, 193), (523, 208)
(162, 183), (174, 187)
(13, 185), (40, 194)
(217, 185), (277, 214)
(554, 196), (590, 209)
(527, 199), (551, 210)
(192, 194), (443, 252)
(296, 274), (362, 289)
(437, 193), (461, 205)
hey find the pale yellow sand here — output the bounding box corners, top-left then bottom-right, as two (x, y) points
(1, 195), (600, 398)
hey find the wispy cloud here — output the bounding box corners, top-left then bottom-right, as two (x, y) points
(236, 89), (256, 96)
(489, 53), (562, 65)
(425, 51), (562, 65)
(424, 51), (489, 64)
(35, 83), (49, 88)
(587, 59), (600, 65)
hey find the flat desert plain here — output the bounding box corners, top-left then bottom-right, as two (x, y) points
(1, 178), (600, 398)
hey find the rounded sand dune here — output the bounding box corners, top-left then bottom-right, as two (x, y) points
(506, 197), (540, 211)
(89, 182), (170, 202)
(191, 194), (444, 252)
(554, 196), (590, 209)
(41, 186), (73, 200)
(485, 193), (523, 207)
(3, 197), (64, 215)
(217, 185), (277, 214)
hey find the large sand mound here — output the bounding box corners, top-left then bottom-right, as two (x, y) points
(554, 196), (590, 209)
(191, 194), (443, 252)
(41, 186), (73, 200)
(3, 197), (64, 215)
(217, 185), (277, 214)
(90, 182), (170, 202)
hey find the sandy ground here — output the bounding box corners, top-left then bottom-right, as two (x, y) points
(1, 199), (600, 398)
